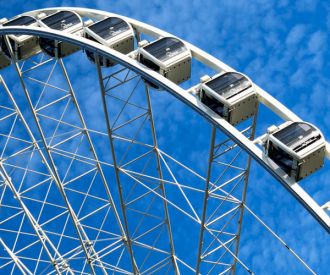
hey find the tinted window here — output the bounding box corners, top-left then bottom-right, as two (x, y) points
(206, 72), (251, 99)
(273, 122), (316, 148)
(88, 17), (130, 40)
(201, 92), (225, 117)
(268, 142), (293, 174)
(4, 16), (36, 26)
(42, 11), (81, 31)
(143, 37), (186, 62)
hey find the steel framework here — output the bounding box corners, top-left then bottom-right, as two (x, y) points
(0, 7), (328, 275)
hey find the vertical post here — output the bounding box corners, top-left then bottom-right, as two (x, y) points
(144, 84), (180, 274)
(195, 126), (216, 274)
(96, 56), (140, 274)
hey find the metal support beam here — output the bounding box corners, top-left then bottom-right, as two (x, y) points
(232, 112), (258, 274)
(0, 165), (70, 275)
(195, 126), (216, 275)
(3, 36), (105, 275)
(0, 238), (33, 275)
(195, 123), (255, 274)
(144, 84), (179, 274)
(58, 58), (126, 236)
(0, 24), (325, 234)
(20, 7), (330, 159)
(96, 57), (140, 274)
(0, 8), (327, 274)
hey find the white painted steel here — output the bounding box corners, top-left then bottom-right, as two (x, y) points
(20, 7), (330, 160)
(0, 7), (328, 275)
(0, 20), (327, 233)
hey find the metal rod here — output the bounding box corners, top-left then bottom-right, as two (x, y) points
(232, 113), (258, 274)
(144, 84), (180, 274)
(95, 56), (139, 274)
(0, 237), (33, 275)
(195, 126), (216, 274)
(0, 165), (67, 275)
(2, 37), (100, 275)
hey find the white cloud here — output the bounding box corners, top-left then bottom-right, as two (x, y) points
(286, 24), (306, 46)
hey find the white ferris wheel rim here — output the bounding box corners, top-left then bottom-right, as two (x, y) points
(0, 7), (328, 275)
(0, 6), (326, 232)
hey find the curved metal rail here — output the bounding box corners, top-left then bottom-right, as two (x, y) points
(0, 6), (327, 233)
(0, 8), (328, 274)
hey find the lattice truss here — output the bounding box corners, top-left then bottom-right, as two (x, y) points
(0, 45), (314, 275)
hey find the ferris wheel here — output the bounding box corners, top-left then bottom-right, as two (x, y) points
(0, 7), (328, 274)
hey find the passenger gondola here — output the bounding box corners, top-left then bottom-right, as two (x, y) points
(137, 37), (192, 85)
(265, 121), (326, 181)
(38, 11), (84, 58)
(198, 72), (258, 125)
(84, 17), (134, 67)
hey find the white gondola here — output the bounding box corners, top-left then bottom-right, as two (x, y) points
(265, 121), (326, 181)
(0, 15), (40, 70)
(198, 72), (258, 125)
(0, 15), (40, 62)
(137, 37), (191, 85)
(38, 11), (84, 58)
(84, 17), (134, 67)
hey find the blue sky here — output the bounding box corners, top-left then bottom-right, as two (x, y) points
(0, 0), (329, 274)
